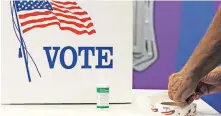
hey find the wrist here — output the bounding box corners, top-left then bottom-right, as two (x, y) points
(179, 70), (201, 83)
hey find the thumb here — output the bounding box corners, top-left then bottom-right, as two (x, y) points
(196, 82), (220, 95)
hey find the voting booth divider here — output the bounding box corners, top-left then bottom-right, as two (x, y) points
(1, 1), (133, 104)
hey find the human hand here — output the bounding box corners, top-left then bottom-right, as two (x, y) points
(193, 68), (221, 100)
(168, 72), (198, 107)
(168, 67), (221, 107)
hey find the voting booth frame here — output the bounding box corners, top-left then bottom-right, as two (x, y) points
(1, 0), (221, 113)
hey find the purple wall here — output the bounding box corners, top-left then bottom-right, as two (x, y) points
(133, 2), (181, 89)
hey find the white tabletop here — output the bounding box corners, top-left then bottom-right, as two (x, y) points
(0, 90), (220, 116)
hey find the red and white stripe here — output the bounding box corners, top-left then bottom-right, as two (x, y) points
(161, 110), (175, 115)
(17, 0), (96, 35)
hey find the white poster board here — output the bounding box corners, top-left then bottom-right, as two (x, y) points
(1, 0), (132, 104)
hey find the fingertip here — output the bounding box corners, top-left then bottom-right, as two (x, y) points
(168, 92), (173, 100)
(194, 92), (203, 99)
(195, 94), (200, 99)
(194, 96), (200, 100)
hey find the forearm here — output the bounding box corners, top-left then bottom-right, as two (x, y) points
(181, 6), (221, 82)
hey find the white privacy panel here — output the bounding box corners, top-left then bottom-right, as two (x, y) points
(1, 0), (133, 104)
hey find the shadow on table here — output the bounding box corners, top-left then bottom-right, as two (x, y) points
(197, 111), (221, 116)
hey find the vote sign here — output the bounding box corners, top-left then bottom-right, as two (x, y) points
(1, 0), (132, 104)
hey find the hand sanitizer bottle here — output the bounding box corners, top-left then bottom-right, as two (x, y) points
(96, 84), (109, 109)
(96, 70), (109, 109)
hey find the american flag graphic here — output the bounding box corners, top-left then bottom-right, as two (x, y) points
(14, 0), (96, 35)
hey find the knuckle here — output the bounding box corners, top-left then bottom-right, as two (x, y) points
(169, 73), (175, 80)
